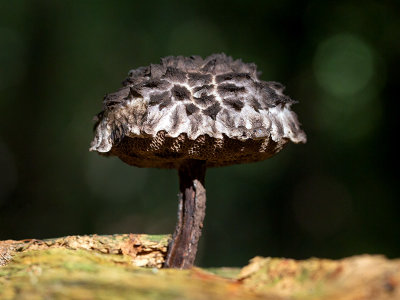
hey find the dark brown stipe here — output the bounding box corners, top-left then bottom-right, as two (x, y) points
(164, 159), (206, 269)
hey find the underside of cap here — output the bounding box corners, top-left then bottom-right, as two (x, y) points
(108, 131), (288, 168)
(90, 54), (306, 168)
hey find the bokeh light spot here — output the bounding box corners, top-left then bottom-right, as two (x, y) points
(315, 91), (382, 143)
(314, 34), (374, 96)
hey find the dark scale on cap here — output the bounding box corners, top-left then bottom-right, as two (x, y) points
(128, 66), (149, 78)
(188, 73), (212, 86)
(201, 58), (217, 73)
(128, 87), (142, 98)
(190, 113), (202, 134)
(219, 109), (235, 128)
(171, 85), (191, 101)
(267, 81), (285, 92)
(122, 77), (134, 86)
(217, 83), (246, 96)
(142, 79), (168, 89)
(170, 106), (182, 131)
(260, 86), (281, 108)
(248, 97), (262, 112)
(104, 98), (122, 109)
(223, 98), (244, 111)
(149, 91), (170, 106)
(193, 94), (215, 107)
(103, 88), (129, 108)
(203, 102), (221, 120)
(200, 54), (233, 74)
(215, 72), (251, 83)
(193, 85), (214, 95)
(149, 64), (164, 78)
(163, 67), (187, 82)
(122, 67), (149, 86)
(110, 124), (127, 145)
(159, 94), (173, 110)
(185, 103), (200, 116)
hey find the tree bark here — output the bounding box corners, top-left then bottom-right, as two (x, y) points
(164, 159), (207, 269)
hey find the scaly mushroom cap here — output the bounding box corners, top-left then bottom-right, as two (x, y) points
(90, 54), (306, 168)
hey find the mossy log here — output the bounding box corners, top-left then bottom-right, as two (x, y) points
(1, 234), (399, 299)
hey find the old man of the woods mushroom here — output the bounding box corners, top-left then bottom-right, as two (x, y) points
(90, 54), (306, 269)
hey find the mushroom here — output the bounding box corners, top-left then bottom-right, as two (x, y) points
(90, 54), (306, 269)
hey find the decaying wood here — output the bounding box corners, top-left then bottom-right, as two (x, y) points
(0, 234), (169, 268)
(238, 256), (400, 300)
(1, 234), (400, 299)
(164, 159), (207, 269)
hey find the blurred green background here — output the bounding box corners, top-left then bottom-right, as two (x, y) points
(0, 0), (399, 267)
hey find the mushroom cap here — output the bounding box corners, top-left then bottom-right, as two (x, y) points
(90, 54), (306, 168)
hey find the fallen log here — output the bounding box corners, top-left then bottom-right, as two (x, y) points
(1, 234), (399, 299)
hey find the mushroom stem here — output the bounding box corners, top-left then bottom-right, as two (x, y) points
(164, 159), (207, 269)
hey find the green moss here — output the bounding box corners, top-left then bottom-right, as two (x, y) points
(205, 267), (241, 279)
(3, 240), (389, 299)
(63, 261), (99, 273)
(0, 247), (259, 300)
(297, 267), (310, 283)
(143, 234), (170, 243)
